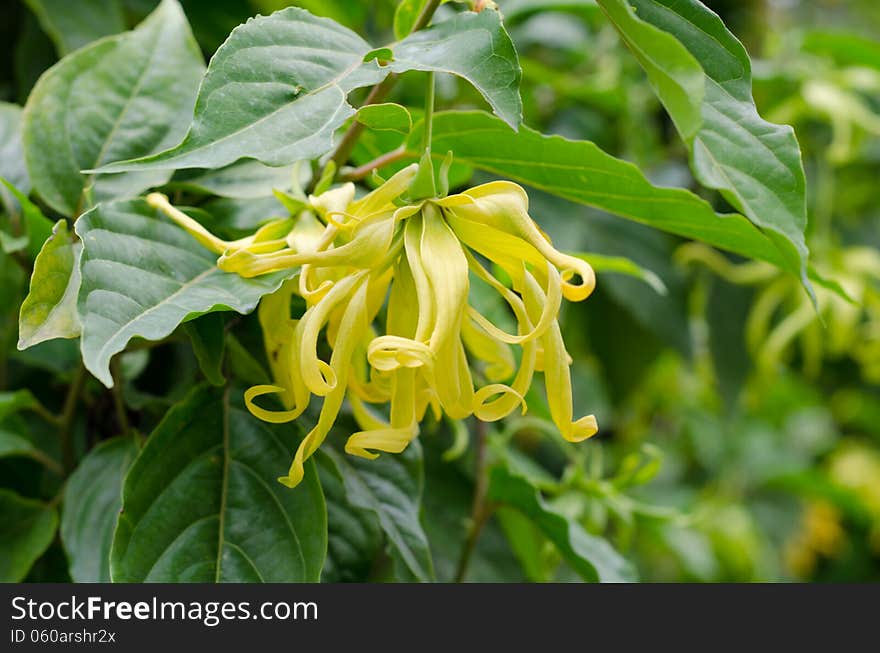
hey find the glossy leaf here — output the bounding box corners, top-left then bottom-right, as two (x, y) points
(75, 199), (294, 387)
(601, 0), (810, 288)
(415, 111), (794, 273)
(488, 464), (636, 582)
(23, 0), (205, 216)
(0, 489), (58, 582)
(18, 220), (82, 350)
(60, 437), (138, 582)
(96, 8), (521, 173)
(323, 440), (434, 582)
(24, 0), (126, 55)
(111, 385), (326, 582)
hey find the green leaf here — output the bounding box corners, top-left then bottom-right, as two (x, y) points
(18, 220), (81, 350)
(60, 437), (138, 582)
(0, 103), (30, 195)
(488, 464), (636, 582)
(75, 198), (294, 387)
(801, 30), (880, 71)
(184, 313), (227, 386)
(111, 385), (326, 582)
(323, 439), (434, 582)
(168, 160), (298, 199)
(96, 8), (521, 173)
(0, 489), (58, 582)
(22, 0), (205, 216)
(356, 103), (413, 134)
(416, 111), (795, 273)
(386, 9), (522, 129)
(316, 452), (382, 582)
(0, 178), (54, 261)
(600, 0), (810, 290)
(24, 0), (126, 55)
(0, 389), (41, 422)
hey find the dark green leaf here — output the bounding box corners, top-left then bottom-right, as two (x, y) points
(488, 464), (636, 582)
(317, 452), (382, 582)
(75, 198), (294, 387)
(23, 0), (205, 216)
(60, 437), (138, 582)
(323, 439), (434, 582)
(111, 385), (326, 582)
(0, 178), (54, 261)
(184, 313), (227, 386)
(0, 488), (58, 582)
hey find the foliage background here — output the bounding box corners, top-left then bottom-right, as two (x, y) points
(1, 0), (878, 582)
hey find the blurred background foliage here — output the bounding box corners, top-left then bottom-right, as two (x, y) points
(1, 0), (878, 582)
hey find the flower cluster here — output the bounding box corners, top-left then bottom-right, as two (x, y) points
(149, 164), (598, 488)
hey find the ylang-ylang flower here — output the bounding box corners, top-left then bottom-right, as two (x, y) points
(148, 164), (598, 488)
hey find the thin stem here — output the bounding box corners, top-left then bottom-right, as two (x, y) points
(110, 358), (130, 436)
(324, 0), (443, 177)
(454, 419), (491, 582)
(30, 400), (62, 428)
(423, 71), (435, 153)
(59, 363), (86, 474)
(338, 146), (409, 182)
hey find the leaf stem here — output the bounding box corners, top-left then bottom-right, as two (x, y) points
(338, 146), (409, 182)
(324, 0), (443, 177)
(423, 71), (435, 153)
(59, 363), (86, 475)
(454, 418), (492, 582)
(110, 358), (130, 437)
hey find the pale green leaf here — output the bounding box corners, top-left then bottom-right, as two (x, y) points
(24, 0), (126, 55)
(0, 103), (29, 196)
(22, 0), (205, 216)
(577, 252), (667, 295)
(0, 489), (58, 582)
(75, 198), (294, 387)
(111, 385), (326, 582)
(96, 8), (521, 173)
(356, 103), (413, 134)
(18, 220), (82, 350)
(60, 437), (138, 582)
(168, 160), (298, 199)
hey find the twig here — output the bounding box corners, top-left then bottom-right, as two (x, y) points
(59, 363), (87, 474)
(338, 146), (410, 182)
(454, 419), (492, 582)
(110, 358), (130, 436)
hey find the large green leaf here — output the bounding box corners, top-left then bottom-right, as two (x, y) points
(598, 0), (810, 288)
(22, 0), (205, 216)
(96, 8), (520, 174)
(488, 464), (636, 582)
(60, 437), (138, 582)
(75, 198), (293, 387)
(24, 0), (126, 55)
(323, 439), (434, 582)
(111, 385), (326, 582)
(0, 103), (29, 196)
(18, 220), (82, 350)
(0, 489), (58, 582)
(414, 111), (792, 272)
(168, 160), (298, 199)
(317, 452), (382, 582)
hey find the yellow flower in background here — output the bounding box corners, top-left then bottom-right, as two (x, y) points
(150, 165), (598, 488)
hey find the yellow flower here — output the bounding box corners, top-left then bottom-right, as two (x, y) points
(150, 166), (599, 488)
